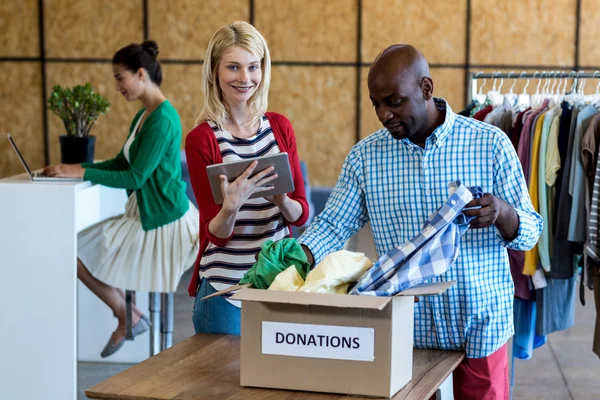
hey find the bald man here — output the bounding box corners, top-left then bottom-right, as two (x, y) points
(298, 45), (542, 399)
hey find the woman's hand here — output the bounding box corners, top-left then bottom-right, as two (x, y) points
(220, 161), (278, 213)
(42, 164), (85, 178)
(264, 192), (303, 223)
(264, 193), (287, 207)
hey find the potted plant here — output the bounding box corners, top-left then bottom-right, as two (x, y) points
(48, 83), (110, 164)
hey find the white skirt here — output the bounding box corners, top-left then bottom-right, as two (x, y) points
(78, 193), (199, 292)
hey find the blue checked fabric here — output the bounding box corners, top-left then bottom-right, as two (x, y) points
(350, 182), (482, 296)
(298, 98), (543, 358)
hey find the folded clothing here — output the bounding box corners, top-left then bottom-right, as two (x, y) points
(299, 250), (373, 294)
(268, 250), (373, 294)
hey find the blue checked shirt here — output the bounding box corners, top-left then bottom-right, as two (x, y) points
(350, 182), (482, 296)
(299, 98), (543, 358)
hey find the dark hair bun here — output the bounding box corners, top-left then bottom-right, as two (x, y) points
(141, 40), (159, 59)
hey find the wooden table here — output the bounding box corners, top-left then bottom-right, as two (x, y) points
(86, 334), (464, 400)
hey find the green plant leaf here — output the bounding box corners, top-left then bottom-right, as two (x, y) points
(47, 83), (110, 137)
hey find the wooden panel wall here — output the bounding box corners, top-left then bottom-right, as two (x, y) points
(0, 0), (593, 186)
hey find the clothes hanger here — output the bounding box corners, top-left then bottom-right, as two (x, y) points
(504, 71), (518, 107)
(485, 72), (501, 104)
(546, 71), (557, 107)
(553, 71), (565, 104)
(576, 71), (586, 105)
(584, 71), (600, 103)
(474, 72), (487, 104)
(517, 71), (531, 108)
(531, 71), (544, 107)
(492, 74), (505, 106)
(564, 71), (578, 104)
(593, 72), (600, 107)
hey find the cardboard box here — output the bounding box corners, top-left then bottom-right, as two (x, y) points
(232, 281), (454, 398)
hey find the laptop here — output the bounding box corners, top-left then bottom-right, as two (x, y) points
(7, 133), (83, 182)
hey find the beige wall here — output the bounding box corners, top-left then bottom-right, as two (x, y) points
(0, 0), (596, 185)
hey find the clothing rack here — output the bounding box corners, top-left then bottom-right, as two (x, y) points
(468, 71), (600, 102)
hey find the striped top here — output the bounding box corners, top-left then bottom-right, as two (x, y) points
(199, 116), (290, 305)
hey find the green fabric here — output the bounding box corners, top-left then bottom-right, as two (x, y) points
(82, 100), (189, 231)
(240, 238), (310, 289)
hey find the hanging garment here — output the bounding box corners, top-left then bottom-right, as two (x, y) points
(584, 117), (600, 266)
(545, 113), (562, 243)
(523, 112), (547, 276)
(551, 106), (581, 279)
(484, 106), (535, 297)
(536, 275), (577, 336)
(511, 109), (530, 150)
(537, 107), (561, 272)
(553, 103), (574, 226)
(473, 104), (493, 121)
(568, 105), (599, 243)
(498, 109), (514, 137)
(518, 100), (550, 187)
(581, 114), (600, 220)
(458, 99), (480, 117)
(350, 182), (481, 297)
(513, 298), (546, 360)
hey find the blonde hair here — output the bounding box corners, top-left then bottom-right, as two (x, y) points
(195, 21), (271, 127)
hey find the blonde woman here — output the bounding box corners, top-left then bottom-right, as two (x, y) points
(185, 21), (309, 334)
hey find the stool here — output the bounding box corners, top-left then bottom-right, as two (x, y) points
(125, 290), (174, 356)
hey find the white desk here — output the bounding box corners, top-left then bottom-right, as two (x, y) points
(0, 174), (150, 400)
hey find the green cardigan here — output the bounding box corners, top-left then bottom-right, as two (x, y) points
(83, 100), (189, 231)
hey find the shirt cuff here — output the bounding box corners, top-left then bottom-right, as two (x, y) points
(496, 208), (542, 251)
(298, 233), (328, 266)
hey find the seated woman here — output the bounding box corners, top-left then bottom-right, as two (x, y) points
(185, 21), (309, 334)
(44, 40), (199, 357)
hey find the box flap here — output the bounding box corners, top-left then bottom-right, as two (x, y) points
(231, 288), (392, 310)
(200, 283), (251, 300)
(395, 281), (456, 296)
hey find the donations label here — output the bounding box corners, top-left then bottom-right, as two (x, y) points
(261, 321), (375, 361)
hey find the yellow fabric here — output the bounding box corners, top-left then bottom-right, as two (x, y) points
(523, 113), (546, 276)
(298, 250), (373, 294)
(267, 250), (374, 294)
(268, 265), (305, 292)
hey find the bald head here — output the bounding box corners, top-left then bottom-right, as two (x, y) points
(369, 44), (430, 88)
(367, 44), (440, 145)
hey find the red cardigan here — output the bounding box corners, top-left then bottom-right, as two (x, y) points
(185, 112), (310, 296)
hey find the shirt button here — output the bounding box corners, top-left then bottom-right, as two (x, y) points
(451, 200), (456, 205)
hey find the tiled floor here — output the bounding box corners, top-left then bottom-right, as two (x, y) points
(79, 269), (600, 400)
(513, 285), (600, 400)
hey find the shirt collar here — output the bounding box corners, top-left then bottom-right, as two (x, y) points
(429, 97), (456, 148)
(400, 97), (456, 149)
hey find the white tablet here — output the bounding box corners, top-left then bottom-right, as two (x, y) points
(206, 152), (295, 205)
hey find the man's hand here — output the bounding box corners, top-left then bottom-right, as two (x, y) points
(463, 193), (519, 241)
(463, 193), (500, 229)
